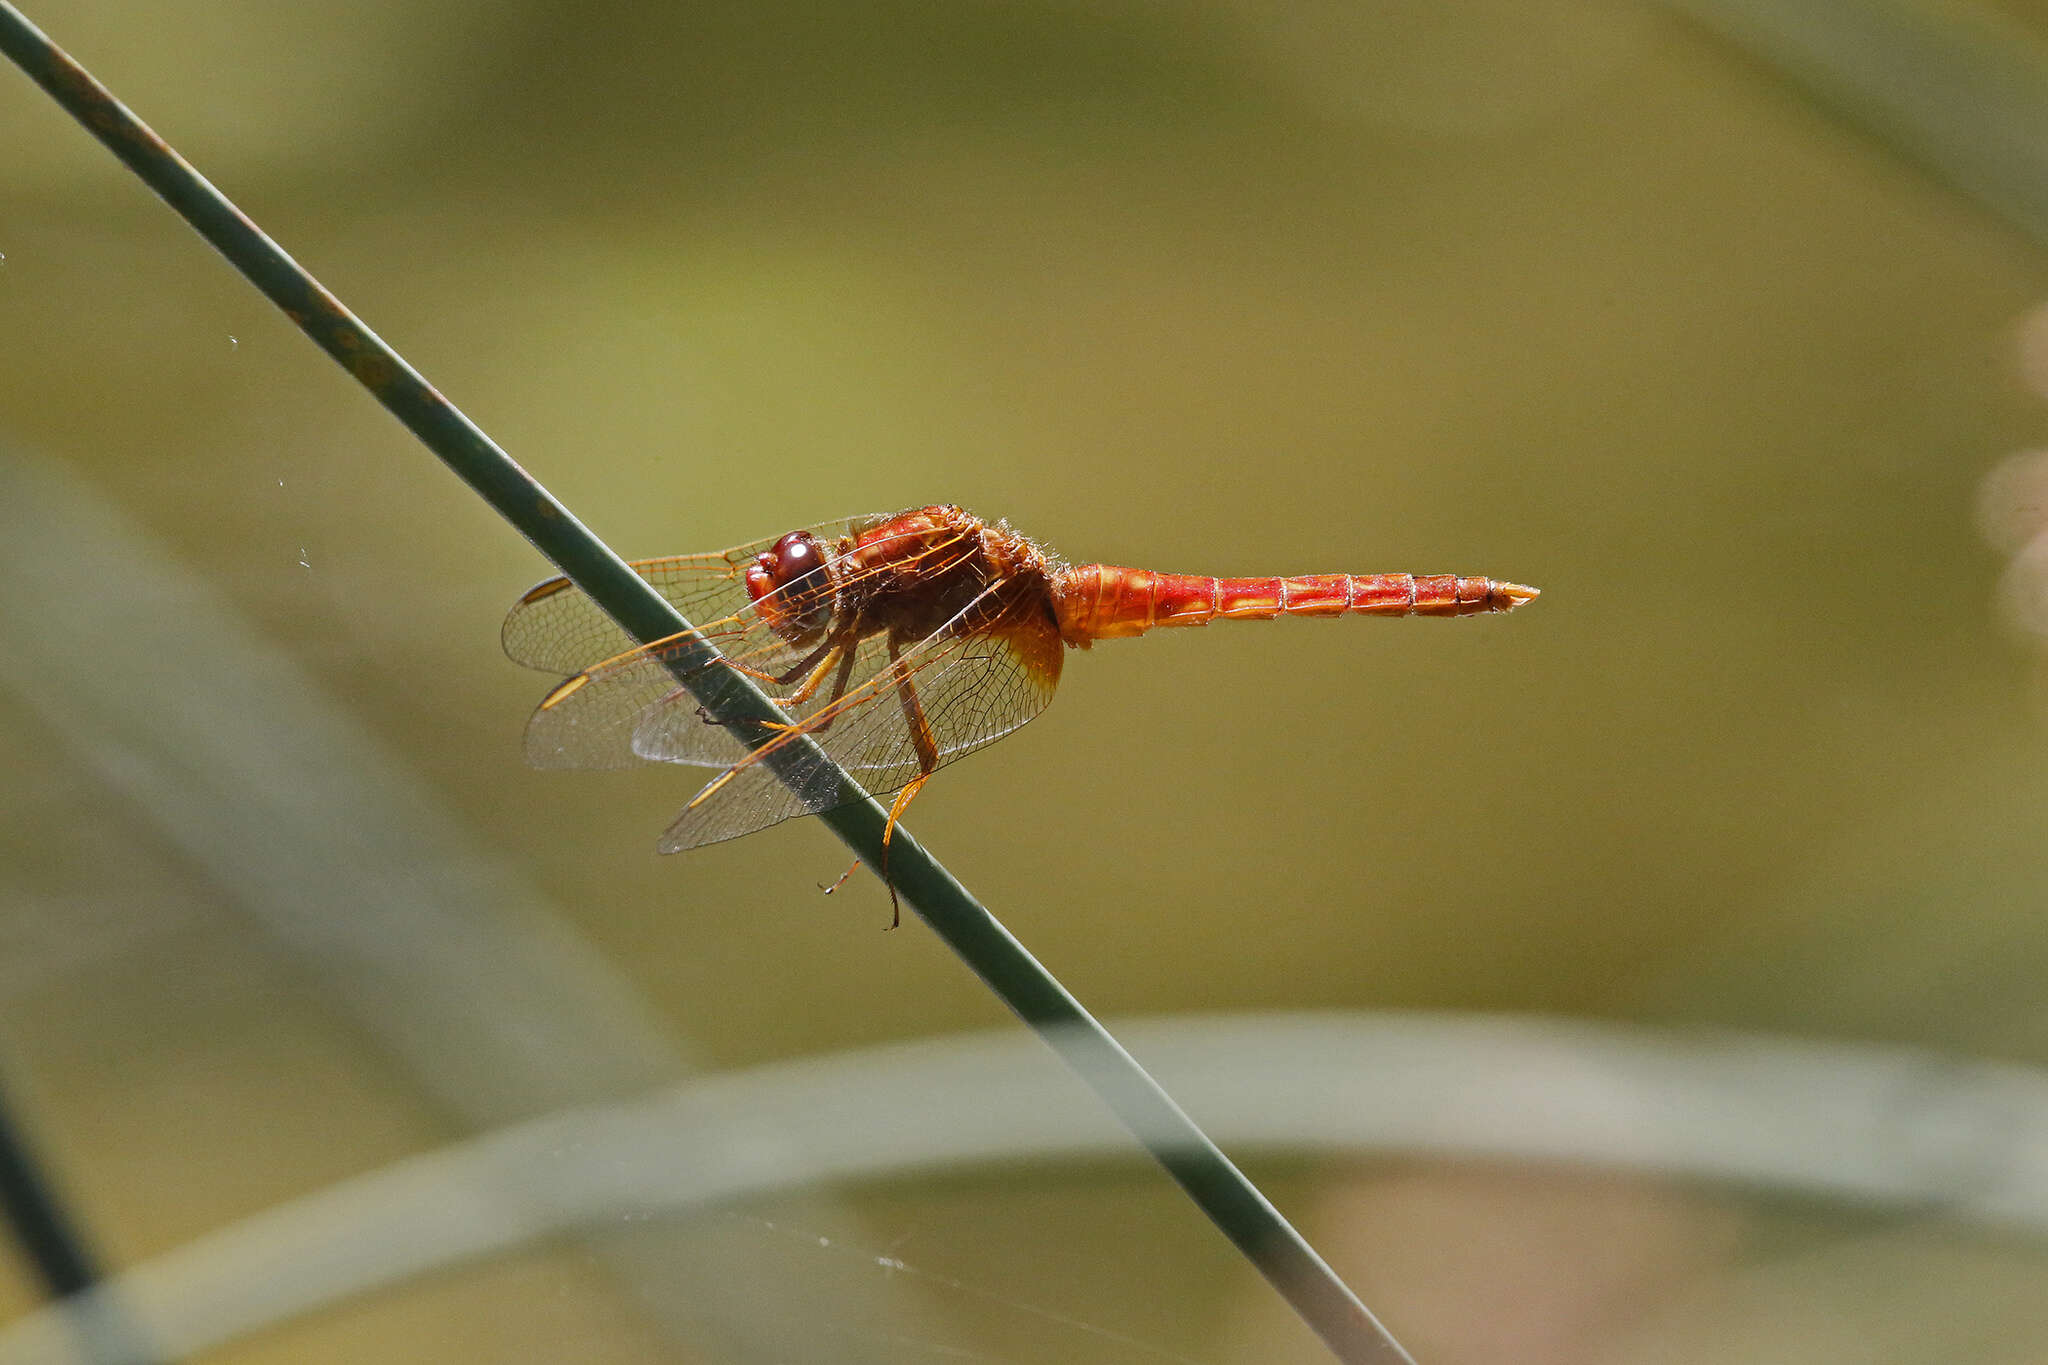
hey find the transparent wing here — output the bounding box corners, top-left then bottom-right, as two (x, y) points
(517, 515), (1001, 771)
(501, 514), (884, 676)
(519, 627), (762, 772)
(658, 583), (1065, 851)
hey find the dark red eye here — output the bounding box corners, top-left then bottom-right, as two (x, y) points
(744, 530), (833, 640)
(766, 531), (824, 590)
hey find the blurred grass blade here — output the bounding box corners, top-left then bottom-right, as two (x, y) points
(1663, 0), (2048, 248)
(13, 1008), (2048, 1364)
(0, 5), (1413, 1361)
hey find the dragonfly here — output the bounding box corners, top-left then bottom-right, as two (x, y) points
(504, 504), (1537, 921)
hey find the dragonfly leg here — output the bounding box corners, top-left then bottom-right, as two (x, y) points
(876, 776), (929, 929)
(751, 646), (843, 734)
(766, 621), (872, 744)
(876, 632), (943, 929)
(772, 637), (840, 692)
(694, 629), (855, 735)
(800, 637), (862, 738)
(761, 624), (864, 736)
(685, 634), (836, 703)
(718, 659), (797, 686)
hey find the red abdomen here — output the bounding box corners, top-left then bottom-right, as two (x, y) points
(1052, 566), (1536, 645)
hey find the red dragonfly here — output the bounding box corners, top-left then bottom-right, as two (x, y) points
(506, 505), (1536, 913)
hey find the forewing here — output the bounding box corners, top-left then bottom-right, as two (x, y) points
(657, 586), (1065, 852)
(501, 515), (879, 675)
(523, 613), (829, 771)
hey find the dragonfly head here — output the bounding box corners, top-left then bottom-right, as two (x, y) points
(745, 530), (835, 643)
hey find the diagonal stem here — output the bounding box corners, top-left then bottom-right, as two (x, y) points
(0, 7), (1415, 1361)
(0, 1068), (160, 1364)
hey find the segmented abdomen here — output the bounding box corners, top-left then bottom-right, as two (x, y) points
(1052, 565), (1536, 644)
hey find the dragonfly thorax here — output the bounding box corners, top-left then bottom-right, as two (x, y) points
(834, 505), (1053, 646)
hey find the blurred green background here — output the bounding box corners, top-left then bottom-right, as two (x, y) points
(6, 0), (2048, 1360)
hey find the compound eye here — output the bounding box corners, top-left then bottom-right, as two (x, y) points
(767, 531), (824, 591)
(744, 530), (833, 641)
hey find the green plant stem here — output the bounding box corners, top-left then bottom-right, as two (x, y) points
(0, 1067), (159, 1364)
(0, 7), (1415, 1362)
